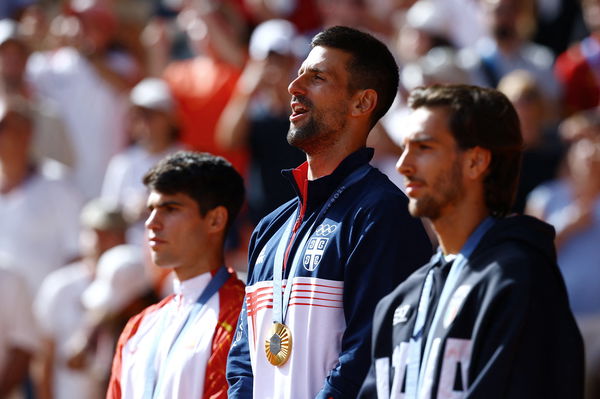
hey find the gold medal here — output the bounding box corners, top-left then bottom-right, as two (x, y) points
(264, 322), (292, 366)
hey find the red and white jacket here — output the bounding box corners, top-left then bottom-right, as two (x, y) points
(107, 268), (244, 399)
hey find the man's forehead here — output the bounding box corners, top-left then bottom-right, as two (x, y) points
(300, 46), (349, 71)
(147, 191), (184, 204)
(402, 107), (453, 142)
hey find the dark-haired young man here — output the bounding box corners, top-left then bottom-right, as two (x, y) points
(226, 26), (432, 399)
(359, 84), (584, 398)
(106, 151), (245, 399)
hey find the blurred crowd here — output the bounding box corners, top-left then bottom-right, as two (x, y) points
(0, 0), (599, 398)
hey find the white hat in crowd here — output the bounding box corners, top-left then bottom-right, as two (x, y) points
(249, 18), (306, 60)
(80, 198), (128, 231)
(130, 77), (175, 113)
(0, 19), (20, 47)
(406, 0), (449, 39)
(82, 244), (151, 314)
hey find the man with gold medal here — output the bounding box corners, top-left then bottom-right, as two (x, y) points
(227, 26), (432, 398)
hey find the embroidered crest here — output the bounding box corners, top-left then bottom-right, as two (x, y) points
(303, 237), (329, 271)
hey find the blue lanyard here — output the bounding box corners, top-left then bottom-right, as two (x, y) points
(404, 217), (495, 398)
(143, 266), (230, 399)
(272, 164), (371, 324)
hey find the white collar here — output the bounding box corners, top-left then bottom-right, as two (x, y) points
(172, 271), (212, 306)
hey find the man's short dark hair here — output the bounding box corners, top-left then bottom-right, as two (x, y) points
(311, 26), (399, 128)
(408, 84), (523, 218)
(143, 151), (245, 230)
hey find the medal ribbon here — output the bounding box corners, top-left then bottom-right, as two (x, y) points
(403, 265), (436, 399)
(143, 266), (231, 399)
(272, 165), (371, 325)
(403, 217), (494, 398)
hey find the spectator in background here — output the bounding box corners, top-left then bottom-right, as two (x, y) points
(216, 19), (306, 225)
(243, 0), (321, 33)
(26, 0), (141, 199)
(393, 0), (454, 65)
(533, 0), (587, 57)
(526, 109), (600, 313)
(34, 199), (132, 399)
(498, 69), (564, 213)
(372, 0), (474, 192)
(316, 0), (377, 33)
(526, 109), (600, 398)
(101, 77), (185, 246)
(425, 0), (486, 48)
(0, 94), (82, 297)
(379, 46), (472, 190)
(0, 18), (75, 168)
(555, 0), (600, 117)
(157, 1), (250, 175)
(79, 244), (155, 398)
(0, 265), (39, 399)
(462, 0), (560, 106)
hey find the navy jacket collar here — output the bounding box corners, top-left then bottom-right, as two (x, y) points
(283, 147), (374, 214)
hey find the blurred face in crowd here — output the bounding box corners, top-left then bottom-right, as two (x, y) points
(396, 24), (435, 63)
(130, 106), (174, 153)
(583, 0), (600, 32)
(79, 227), (125, 262)
(568, 135), (600, 185)
(145, 190), (212, 280)
(0, 110), (31, 161)
(0, 41), (28, 84)
(263, 52), (297, 92)
(509, 91), (544, 147)
(317, 0), (366, 28)
(396, 106), (466, 220)
(483, 0), (521, 42)
(483, 0), (534, 42)
(287, 46), (353, 153)
(74, 10), (116, 52)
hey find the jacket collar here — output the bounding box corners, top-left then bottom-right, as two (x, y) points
(283, 147), (374, 214)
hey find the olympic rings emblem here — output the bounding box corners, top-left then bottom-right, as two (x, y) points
(315, 223), (337, 236)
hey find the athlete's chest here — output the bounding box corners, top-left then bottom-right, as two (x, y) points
(251, 212), (351, 284)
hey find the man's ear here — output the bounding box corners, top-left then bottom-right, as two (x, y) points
(465, 146), (491, 180)
(206, 206), (228, 234)
(351, 89), (377, 118)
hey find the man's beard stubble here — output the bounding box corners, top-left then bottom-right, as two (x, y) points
(287, 96), (347, 154)
(408, 157), (464, 220)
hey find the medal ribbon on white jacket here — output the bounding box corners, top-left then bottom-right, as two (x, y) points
(267, 164), (371, 366)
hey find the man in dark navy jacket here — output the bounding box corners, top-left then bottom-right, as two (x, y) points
(359, 84), (584, 398)
(226, 26), (432, 399)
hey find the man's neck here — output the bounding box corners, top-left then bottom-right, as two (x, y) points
(306, 142), (363, 180)
(174, 254), (224, 282)
(432, 205), (490, 256)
